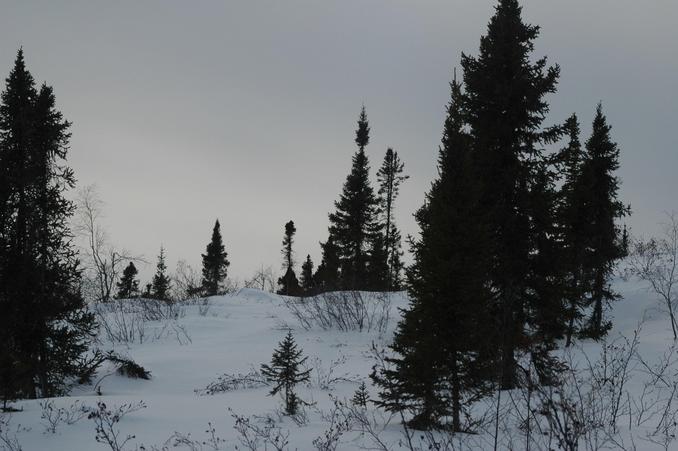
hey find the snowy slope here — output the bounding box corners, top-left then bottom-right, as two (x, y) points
(3, 281), (677, 450)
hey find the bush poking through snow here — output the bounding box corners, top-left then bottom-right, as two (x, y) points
(304, 354), (359, 391)
(0, 413), (23, 451)
(136, 422), (224, 451)
(195, 370), (269, 396)
(286, 291), (391, 334)
(108, 355), (151, 380)
(315, 395), (393, 451)
(87, 400), (146, 451)
(39, 400), (89, 434)
(94, 298), (188, 345)
(626, 212), (678, 340)
(229, 409), (290, 451)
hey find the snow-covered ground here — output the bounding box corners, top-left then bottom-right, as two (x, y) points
(2, 279), (677, 450)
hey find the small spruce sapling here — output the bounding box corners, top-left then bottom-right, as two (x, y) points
(352, 382), (370, 408)
(260, 331), (311, 415)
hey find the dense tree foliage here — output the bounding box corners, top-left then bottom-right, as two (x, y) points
(326, 106), (381, 290)
(373, 80), (494, 430)
(201, 220), (229, 296)
(375, 0), (628, 429)
(261, 331), (311, 415)
(376, 148), (408, 290)
(116, 262), (139, 299)
(0, 50), (96, 402)
(277, 220), (301, 295)
(151, 246), (171, 301)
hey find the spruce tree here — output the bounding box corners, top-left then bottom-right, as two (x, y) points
(366, 232), (389, 291)
(352, 381), (370, 408)
(376, 148), (409, 290)
(557, 115), (591, 346)
(116, 262), (139, 299)
(300, 254), (315, 295)
(525, 166), (569, 380)
(328, 106), (380, 290)
(277, 220), (301, 295)
(373, 80), (494, 430)
(314, 236), (341, 292)
(386, 224), (405, 290)
(579, 104), (628, 338)
(201, 219), (229, 296)
(0, 49), (96, 399)
(152, 246), (171, 301)
(260, 331), (311, 415)
(461, 0), (562, 389)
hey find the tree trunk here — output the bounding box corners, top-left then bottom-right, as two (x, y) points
(451, 351), (461, 432)
(589, 271), (605, 338)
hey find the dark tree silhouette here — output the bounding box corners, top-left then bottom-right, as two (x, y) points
(0, 49), (96, 400)
(201, 220), (229, 296)
(261, 331), (311, 415)
(328, 106), (381, 289)
(277, 221), (301, 295)
(116, 262), (139, 299)
(151, 246), (171, 301)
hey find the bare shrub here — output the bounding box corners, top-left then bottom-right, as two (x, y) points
(139, 422), (224, 451)
(526, 331), (640, 451)
(304, 354), (360, 391)
(229, 409), (290, 451)
(626, 212), (678, 340)
(94, 298), (189, 345)
(87, 401), (146, 451)
(195, 370), (269, 396)
(313, 397), (353, 451)
(286, 291), (391, 334)
(0, 413), (23, 451)
(316, 395), (393, 451)
(172, 260), (204, 302)
(94, 299), (147, 344)
(39, 400), (89, 434)
(496, 326), (678, 451)
(243, 265), (276, 293)
(75, 185), (145, 303)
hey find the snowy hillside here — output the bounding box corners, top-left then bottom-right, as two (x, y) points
(2, 280), (677, 450)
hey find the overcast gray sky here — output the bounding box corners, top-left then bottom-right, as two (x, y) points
(1, 1), (676, 283)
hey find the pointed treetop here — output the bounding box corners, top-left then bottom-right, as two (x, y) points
(592, 102), (609, 131)
(355, 105), (370, 151)
(212, 219), (221, 237)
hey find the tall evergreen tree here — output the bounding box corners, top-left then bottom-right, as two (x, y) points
(557, 114), (591, 346)
(373, 80), (494, 430)
(314, 236), (340, 292)
(300, 254), (315, 295)
(116, 262), (139, 299)
(461, 0), (561, 389)
(201, 219), (229, 296)
(0, 49), (96, 400)
(277, 221), (301, 295)
(386, 224), (405, 290)
(525, 165), (569, 380)
(152, 246), (171, 301)
(366, 231), (389, 291)
(328, 106), (380, 289)
(376, 148), (409, 290)
(579, 104), (628, 338)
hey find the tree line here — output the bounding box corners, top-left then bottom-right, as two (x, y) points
(370, 0), (629, 431)
(0, 0), (629, 423)
(279, 106), (409, 296)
